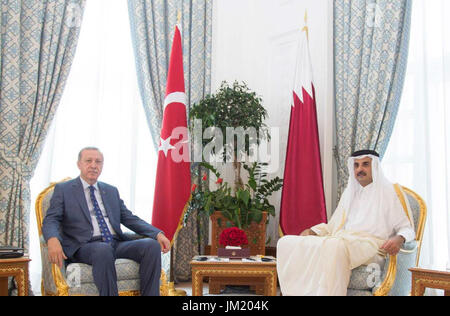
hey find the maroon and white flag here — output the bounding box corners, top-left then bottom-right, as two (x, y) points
(152, 25), (191, 243)
(279, 28), (327, 236)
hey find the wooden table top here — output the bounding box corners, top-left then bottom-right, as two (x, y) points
(190, 256), (276, 267)
(0, 257), (31, 264)
(409, 267), (450, 276)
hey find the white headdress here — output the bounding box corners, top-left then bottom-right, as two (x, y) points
(325, 152), (396, 235)
(340, 154), (391, 214)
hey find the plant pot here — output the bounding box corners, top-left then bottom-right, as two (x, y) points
(210, 211), (267, 256)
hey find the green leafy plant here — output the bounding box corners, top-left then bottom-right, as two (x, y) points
(186, 81), (282, 236)
(190, 81), (269, 190)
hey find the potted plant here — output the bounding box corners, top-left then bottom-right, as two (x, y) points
(186, 161), (282, 255)
(187, 81), (283, 256)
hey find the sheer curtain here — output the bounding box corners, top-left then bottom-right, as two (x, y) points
(383, 0), (450, 278)
(28, 0), (157, 295)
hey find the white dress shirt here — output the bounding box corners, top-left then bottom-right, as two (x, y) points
(80, 177), (117, 238)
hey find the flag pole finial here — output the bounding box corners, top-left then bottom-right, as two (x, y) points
(177, 10), (182, 25)
(302, 9), (309, 41)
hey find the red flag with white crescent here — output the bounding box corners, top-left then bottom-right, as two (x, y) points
(279, 28), (327, 236)
(152, 25), (191, 243)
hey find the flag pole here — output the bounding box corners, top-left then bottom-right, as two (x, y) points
(169, 6), (182, 284)
(279, 7), (326, 237)
(167, 9), (187, 296)
(279, 10), (310, 238)
(168, 200), (191, 296)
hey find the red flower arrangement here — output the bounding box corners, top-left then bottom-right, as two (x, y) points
(219, 227), (249, 247)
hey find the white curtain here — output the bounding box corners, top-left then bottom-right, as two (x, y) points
(28, 0), (157, 295)
(383, 0), (450, 280)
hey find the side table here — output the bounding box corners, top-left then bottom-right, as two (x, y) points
(409, 267), (450, 296)
(190, 256), (277, 296)
(0, 257), (31, 296)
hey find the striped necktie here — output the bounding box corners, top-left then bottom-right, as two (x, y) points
(89, 185), (113, 243)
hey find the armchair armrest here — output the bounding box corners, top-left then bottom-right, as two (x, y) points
(39, 238), (69, 296)
(373, 240), (418, 296)
(399, 240), (418, 254)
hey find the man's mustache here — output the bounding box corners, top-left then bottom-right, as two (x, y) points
(357, 171), (367, 177)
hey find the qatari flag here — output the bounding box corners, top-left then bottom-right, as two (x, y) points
(279, 27), (327, 236)
(152, 25), (191, 243)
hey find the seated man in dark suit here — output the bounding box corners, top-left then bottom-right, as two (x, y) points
(42, 147), (170, 296)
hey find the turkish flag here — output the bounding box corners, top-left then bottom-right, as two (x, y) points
(279, 29), (327, 236)
(152, 25), (191, 243)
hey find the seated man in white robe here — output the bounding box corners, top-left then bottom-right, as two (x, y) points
(276, 150), (415, 296)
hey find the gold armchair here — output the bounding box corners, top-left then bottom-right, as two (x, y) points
(347, 185), (427, 296)
(35, 179), (169, 296)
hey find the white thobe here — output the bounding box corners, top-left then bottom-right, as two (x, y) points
(277, 183), (415, 296)
(342, 183), (415, 242)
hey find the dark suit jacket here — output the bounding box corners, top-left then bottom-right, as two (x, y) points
(42, 177), (162, 258)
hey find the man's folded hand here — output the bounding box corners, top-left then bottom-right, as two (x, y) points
(299, 229), (318, 237)
(380, 235), (405, 256)
(156, 233), (171, 254)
